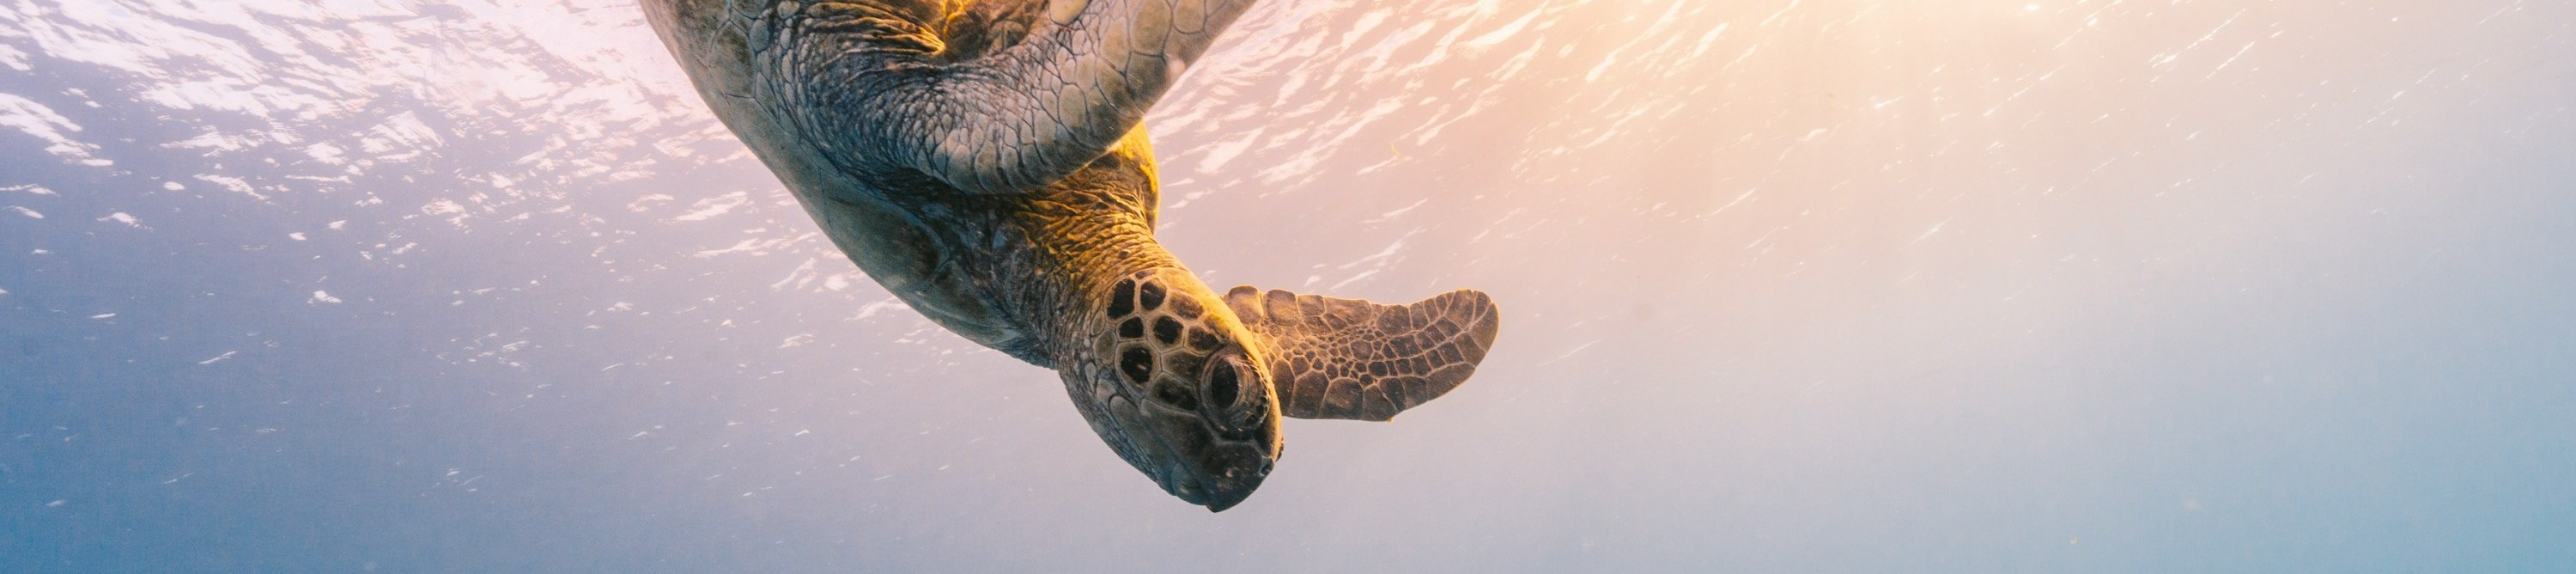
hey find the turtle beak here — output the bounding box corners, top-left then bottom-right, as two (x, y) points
(1197, 446), (1272, 512)
(1157, 436), (1272, 512)
(1119, 353), (1281, 511)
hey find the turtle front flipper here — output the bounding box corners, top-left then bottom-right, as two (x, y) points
(1222, 286), (1501, 421)
(792, 0), (1261, 194)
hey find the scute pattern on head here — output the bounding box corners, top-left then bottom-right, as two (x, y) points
(644, 0), (1495, 512)
(1069, 268), (1281, 510)
(1101, 272), (1273, 430)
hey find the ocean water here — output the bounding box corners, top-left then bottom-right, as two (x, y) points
(3, 0), (2573, 571)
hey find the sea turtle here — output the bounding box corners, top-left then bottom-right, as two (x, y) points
(641, 0), (1502, 511)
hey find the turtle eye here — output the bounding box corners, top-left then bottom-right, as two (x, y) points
(1206, 360), (1240, 409)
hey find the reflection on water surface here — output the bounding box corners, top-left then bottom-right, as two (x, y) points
(3, 0), (2573, 571)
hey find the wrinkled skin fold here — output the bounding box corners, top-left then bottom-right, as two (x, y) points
(641, 0), (1502, 510)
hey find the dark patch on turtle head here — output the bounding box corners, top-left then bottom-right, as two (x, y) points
(1109, 279), (1137, 318)
(1138, 281), (1167, 311)
(1119, 346), (1154, 383)
(1154, 381), (1200, 411)
(1070, 268), (1282, 513)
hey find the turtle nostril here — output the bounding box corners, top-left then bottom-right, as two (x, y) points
(1207, 360), (1239, 408)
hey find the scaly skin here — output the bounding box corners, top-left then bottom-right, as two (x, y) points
(644, 0), (1282, 510)
(852, 134), (1288, 509)
(646, 0), (1502, 511)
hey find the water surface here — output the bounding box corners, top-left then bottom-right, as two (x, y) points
(3, 0), (2573, 571)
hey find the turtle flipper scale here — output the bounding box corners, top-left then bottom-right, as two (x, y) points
(1223, 286), (1501, 421)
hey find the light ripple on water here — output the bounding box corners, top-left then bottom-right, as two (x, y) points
(0, 3), (2567, 566)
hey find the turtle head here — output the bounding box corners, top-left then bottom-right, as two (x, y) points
(1069, 267), (1284, 511)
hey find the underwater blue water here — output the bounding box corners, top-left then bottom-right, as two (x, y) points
(3, 0), (2574, 571)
